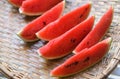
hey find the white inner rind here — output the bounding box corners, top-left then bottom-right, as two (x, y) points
(19, 7), (43, 16)
(17, 30), (39, 42)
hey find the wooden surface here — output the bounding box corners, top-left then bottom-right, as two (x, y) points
(0, 0), (120, 79)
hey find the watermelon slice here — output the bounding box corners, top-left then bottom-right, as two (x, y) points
(73, 6), (113, 54)
(17, 1), (65, 42)
(36, 2), (92, 41)
(50, 37), (112, 77)
(37, 16), (95, 59)
(19, 0), (63, 16)
(8, 0), (26, 7)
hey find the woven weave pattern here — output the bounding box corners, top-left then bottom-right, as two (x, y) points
(0, 0), (120, 79)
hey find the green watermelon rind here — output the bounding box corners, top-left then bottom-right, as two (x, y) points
(50, 37), (112, 77)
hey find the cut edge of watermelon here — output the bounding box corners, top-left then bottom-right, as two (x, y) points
(73, 6), (114, 54)
(37, 49), (71, 60)
(72, 48), (88, 54)
(50, 54), (106, 77)
(19, 7), (44, 16)
(8, 0), (20, 8)
(105, 37), (112, 46)
(19, 0), (65, 16)
(50, 37), (112, 77)
(36, 32), (50, 41)
(50, 53), (101, 77)
(17, 0), (65, 42)
(17, 30), (39, 42)
(72, 50), (77, 54)
(36, 2), (92, 41)
(73, 37), (112, 54)
(37, 49), (42, 56)
(50, 63), (94, 77)
(35, 0), (66, 41)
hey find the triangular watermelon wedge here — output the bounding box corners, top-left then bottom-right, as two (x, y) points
(19, 0), (63, 16)
(37, 16), (95, 59)
(17, 1), (65, 42)
(73, 6), (113, 54)
(36, 2), (92, 41)
(50, 37), (112, 77)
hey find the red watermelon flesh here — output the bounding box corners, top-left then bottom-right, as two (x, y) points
(8, 0), (26, 7)
(37, 16), (95, 59)
(17, 1), (65, 42)
(36, 3), (91, 41)
(19, 0), (63, 16)
(74, 6), (113, 54)
(50, 37), (112, 77)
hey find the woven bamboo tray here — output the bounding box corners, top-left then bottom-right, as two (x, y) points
(0, 0), (120, 79)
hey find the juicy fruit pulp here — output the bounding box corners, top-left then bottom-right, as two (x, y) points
(36, 2), (92, 41)
(37, 16), (95, 59)
(8, 0), (26, 7)
(17, 1), (65, 42)
(51, 37), (112, 77)
(19, 0), (63, 16)
(74, 7), (113, 54)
